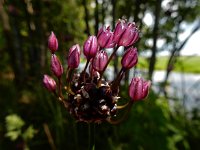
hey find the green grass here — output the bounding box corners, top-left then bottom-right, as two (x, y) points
(80, 55), (200, 74)
(137, 56), (200, 74)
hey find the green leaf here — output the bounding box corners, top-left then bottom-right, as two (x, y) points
(5, 114), (25, 131)
(22, 125), (36, 141)
(5, 130), (21, 141)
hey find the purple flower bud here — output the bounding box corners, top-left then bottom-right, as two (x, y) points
(92, 50), (108, 72)
(43, 74), (56, 92)
(121, 47), (138, 69)
(68, 44), (81, 69)
(51, 54), (63, 78)
(69, 44), (81, 55)
(113, 19), (127, 44)
(48, 31), (58, 53)
(118, 22), (139, 47)
(129, 77), (151, 101)
(97, 26), (115, 48)
(83, 36), (98, 60)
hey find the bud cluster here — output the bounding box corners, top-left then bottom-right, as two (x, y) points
(43, 19), (151, 124)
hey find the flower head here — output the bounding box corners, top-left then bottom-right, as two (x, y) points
(129, 77), (151, 101)
(43, 19), (150, 124)
(48, 31), (58, 53)
(43, 75), (56, 92)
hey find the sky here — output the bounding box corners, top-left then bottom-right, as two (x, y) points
(143, 3), (200, 56)
(179, 29), (200, 56)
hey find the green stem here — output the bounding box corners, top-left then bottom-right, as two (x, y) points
(88, 123), (95, 150)
(111, 67), (125, 90)
(88, 123), (91, 150)
(66, 67), (70, 83)
(65, 68), (75, 95)
(58, 77), (64, 100)
(73, 123), (78, 150)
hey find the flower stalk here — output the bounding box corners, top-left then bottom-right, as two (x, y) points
(82, 59), (90, 83)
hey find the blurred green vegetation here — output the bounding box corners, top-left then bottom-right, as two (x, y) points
(0, 0), (200, 150)
(1, 78), (200, 150)
(138, 56), (200, 74)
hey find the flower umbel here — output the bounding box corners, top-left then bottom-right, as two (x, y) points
(43, 20), (150, 124)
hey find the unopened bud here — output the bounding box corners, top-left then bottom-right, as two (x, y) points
(113, 19), (127, 44)
(48, 31), (58, 53)
(113, 20), (139, 47)
(83, 36), (98, 60)
(43, 74), (56, 92)
(51, 54), (63, 78)
(129, 77), (151, 101)
(68, 44), (81, 69)
(118, 23), (139, 47)
(92, 50), (108, 72)
(121, 47), (138, 69)
(97, 26), (115, 48)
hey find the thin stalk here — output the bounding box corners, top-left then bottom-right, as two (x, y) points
(58, 77), (64, 100)
(53, 90), (62, 101)
(53, 91), (58, 98)
(73, 123), (78, 150)
(111, 67), (125, 90)
(83, 59), (90, 83)
(88, 123), (95, 150)
(92, 124), (95, 150)
(66, 66), (70, 83)
(88, 123), (91, 150)
(98, 46), (119, 85)
(65, 67), (75, 95)
(43, 123), (57, 150)
(90, 70), (94, 83)
(54, 90), (68, 108)
(107, 101), (133, 125)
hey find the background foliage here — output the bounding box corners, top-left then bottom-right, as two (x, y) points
(0, 0), (200, 149)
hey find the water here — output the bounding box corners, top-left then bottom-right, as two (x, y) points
(152, 71), (200, 111)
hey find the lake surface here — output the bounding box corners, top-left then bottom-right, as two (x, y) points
(152, 71), (200, 111)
